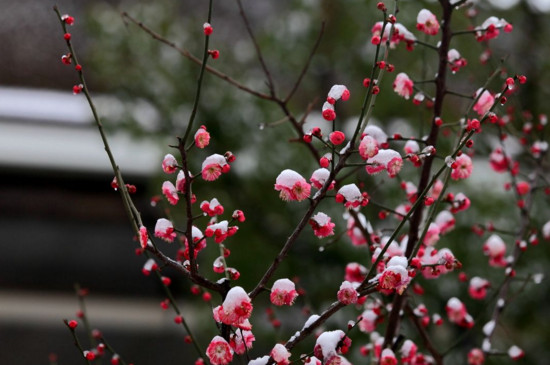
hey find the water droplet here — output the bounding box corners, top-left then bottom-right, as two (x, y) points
(318, 246), (325, 252)
(258, 123), (265, 130)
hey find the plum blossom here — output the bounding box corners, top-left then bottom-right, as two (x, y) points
(451, 192), (471, 213)
(378, 256), (410, 294)
(138, 226), (149, 249)
(345, 262), (367, 283)
(468, 348), (485, 365)
(393, 72), (414, 100)
(162, 181), (179, 205)
(475, 17), (512, 42)
(508, 345), (524, 360)
(400, 340), (418, 364)
(337, 281), (359, 305)
(310, 168), (334, 190)
(366, 149), (403, 178)
(162, 154), (178, 174)
(531, 140), (548, 158)
(483, 234), (507, 267)
(206, 336), (233, 365)
(404, 140), (420, 155)
(448, 49), (467, 73)
(423, 223), (440, 246)
(229, 330), (255, 355)
(322, 102), (336, 121)
(446, 297), (474, 328)
(314, 330), (351, 361)
(270, 278), (298, 306)
(345, 212), (373, 246)
(469, 277), (490, 300)
(270, 344), (291, 365)
(473, 88), (495, 116)
(327, 84), (350, 104)
(416, 9), (439, 35)
(435, 210), (455, 234)
(194, 125), (210, 148)
(154, 218), (176, 242)
(364, 125), (388, 146)
(451, 154), (473, 180)
(213, 286), (253, 329)
(205, 220), (238, 244)
(200, 198), (224, 217)
(489, 147), (510, 172)
(380, 348), (398, 365)
(543, 220), (550, 240)
(274, 169), (311, 202)
(359, 135), (379, 160)
(336, 184), (367, 208)
(202, 154), (229, 181)
(358, 309), (378, 333)
(371, 22), (416, 49)
(309, 212), (335, 238)
(176, 170), (187, 192)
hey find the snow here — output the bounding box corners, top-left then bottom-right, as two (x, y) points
(482, 320), (495, 336)
(276, 169), (305, 187)
(315, 330), (344, 359)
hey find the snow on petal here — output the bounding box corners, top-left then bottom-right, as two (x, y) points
(275, 169), (311, 202)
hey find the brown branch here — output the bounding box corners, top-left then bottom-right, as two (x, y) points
(120, 12), (274, 101)
(235, 0), (276, 97)
(405, 304), (444, 365)
(284, 22), (326, 103)
(383, 0), (454, 349)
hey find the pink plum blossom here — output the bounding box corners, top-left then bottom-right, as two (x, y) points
(451, 154), (473, 180)
(154, 218), (176, 243)
(366, 149), (403, 178)
(335, 183), (367, 208)
(446, 297), (474, 328)
(345, 262), (367, 283)
(205, 220), (237, 244)
(483, 234), (507, 267)
(416, 9), (440, 35)
(469, 277), (490, 300)
(359, 135), (379, 160)
(176, 170), (187, 192)
(202, 154), (229, 181)
(448, 49), (467, 73)
(400, 340), (418, 364)
(423, 223), (440, 246)
(229, 330), (255, 355)
(162, 154), (178, 174)
(378, 256), (410, 294)
(393, 72), (414, 100)
(508, 345), (524, 360)
(270, 278), (298, 306)
(309, 212), (335, 238)
(322, 102), (336, 121)
(310, 168), (334, 190)
(435, 210), (455, 234)
(468, 348), (485, 365)
(212, 286), (253, 329)
(364, 125), (388, 146)
(138, 226), (149, 249)
(200, 198), (224, 217)
(270, 344), (291, 365)
(473, 88), (494, 116)
(489, 147), (510, 173)
(380, 348), (397, 365)
(194, 125), (210, 148)
(206, 336), (233, 365)
(327, 84), (350, 104)
(337, 281), (358, 305)
(451, 192), (471, 213)
(358, 309), (378, 333)
(162, 181), (179, 205)
(274, 169), (311, 202)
